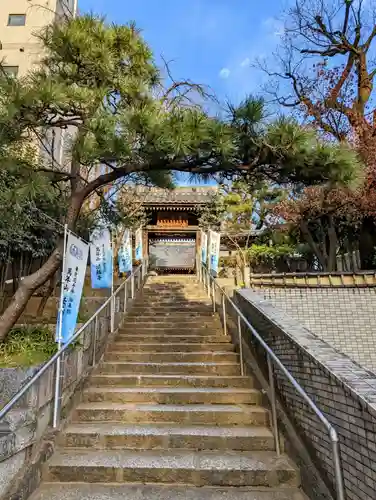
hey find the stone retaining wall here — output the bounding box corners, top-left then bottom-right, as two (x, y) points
(0, 306), (111, 500)
(256, 287), (376, 374)
(235, 289), (376, 500)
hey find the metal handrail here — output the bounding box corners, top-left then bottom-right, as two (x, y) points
(0, 263), (145, 426)
(200, 265), (345, 500)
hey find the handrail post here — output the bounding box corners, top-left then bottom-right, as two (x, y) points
(131, 272), (135, 299)
(222, 293), (227, 335)
(52, 355), (61, 428)
(92, 316), (98, 367)
(331, 431), (345, 500)
(110, 295), (115, 333)
(207, 272), (210, 298)
(123, 281), (127, 313)
(267, 354), (281, 456)
(237, 315), (244, 376)
(212, 280), (216, 313)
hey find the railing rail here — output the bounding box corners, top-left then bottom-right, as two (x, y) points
(200, 264), (345, 500)
(0, 262), (147, 429)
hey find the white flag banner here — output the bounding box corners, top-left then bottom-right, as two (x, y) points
(135, 227), (143, 261)
(56, 233), (89, 344)
(209, 230), (221, 274)
(90, 228), (113, 289)
(201, 231), (208, 266)
(118, 229), (132, 273)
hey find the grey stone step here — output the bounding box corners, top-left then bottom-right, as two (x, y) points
(104, 351), (238, 363)
(89, 374), (254, 388)
(129, 303), (214, 308)
(60, 423), (275, 451)
(108, 342), (235, 353)
(46, 449), (299, 487)
(97, 361), (241, 376)
(82, 386), (260, 405)
(73, 403), (269, 426)
(115, 334), (228, 343)
(122, 321), (221, 329)
(32, 483), (308, 500)
(115, 336), (231, 344)
(127, 311), (215, 318)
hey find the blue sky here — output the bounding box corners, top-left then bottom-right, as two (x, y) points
(78, 0), (285, 106)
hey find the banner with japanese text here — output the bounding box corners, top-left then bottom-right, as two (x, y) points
(118, 229), (132, 274)
(135, 228), (143, 261)
(90, 228), (113, 289)
(209, 230), (221, 274)
(201, 231), (208, 266)
(56, 233), (89, 344)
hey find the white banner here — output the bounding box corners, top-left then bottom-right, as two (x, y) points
(56, 233), (89, 344)
(90, 228), (113, 288)
(118, 229), (132, 273)
(201, 231), (208, 266)
(209, 230), (221, 274)
(135, 227), (143, 261)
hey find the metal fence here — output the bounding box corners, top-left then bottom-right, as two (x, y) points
(199, 264), (345, 500)
(0, 263), (147, 430)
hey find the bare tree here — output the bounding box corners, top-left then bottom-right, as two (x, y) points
(260, 0), (376, 148)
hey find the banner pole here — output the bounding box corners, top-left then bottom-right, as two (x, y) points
(53, 224), (68, 429)
(110, 229), (115, 333)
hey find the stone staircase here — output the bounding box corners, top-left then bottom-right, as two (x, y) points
(32, 276), (307, 500)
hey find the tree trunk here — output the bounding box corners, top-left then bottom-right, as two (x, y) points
(37, 271), (58, 316)
(358, 217), (376, 270)
(300, 221), (327, 270)
(0, 191), (84, 342)
(327, 215), (338, 272)
(0, 248), (62, 340)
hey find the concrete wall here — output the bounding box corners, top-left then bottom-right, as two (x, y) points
(257, 287), (376, 374)
(235, 289), (376, 500)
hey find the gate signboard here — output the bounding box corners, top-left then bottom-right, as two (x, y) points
(149, 237), (196, 270)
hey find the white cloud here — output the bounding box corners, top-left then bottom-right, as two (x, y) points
(263, 17), (285, 37)
(219, 67), (230, 79)
(240, 57), (250, 68)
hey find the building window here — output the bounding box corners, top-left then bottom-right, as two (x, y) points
(1, 66), (19, 78)
(8, 14), (26, 26)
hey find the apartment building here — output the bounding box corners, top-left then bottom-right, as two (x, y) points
(0, 0), (77, 78)
(0, 1), (77, 168)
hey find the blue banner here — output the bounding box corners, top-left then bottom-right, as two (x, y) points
(90, 228), (113, 289)
(135, 228), (143, 261)
(118, 229), (132, 273)
(56, 233), (89, 344)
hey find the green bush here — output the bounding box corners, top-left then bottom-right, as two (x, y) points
(0, 325), (58, 367)
(247, 244), (296, 267)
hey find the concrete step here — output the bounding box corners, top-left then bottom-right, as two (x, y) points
(126, 311), (216, 318)
(130, 304), (214, 311)
(32, 483), (308, 500)
(89, 374), (254, 388)
(82, 387), (260, 405)
(97, 361), (241, 376)
(46, 449), (299, 487)
(104, 352), (238, 363)
(60, 423), (275, 451)
(122, 320), (221, 328)
(115, 334), (229, 343)
(107, 342), (235, 353)
(73, 403), (268, 426)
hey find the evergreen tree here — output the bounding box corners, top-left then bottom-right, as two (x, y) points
(0, 15), (362, 339)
